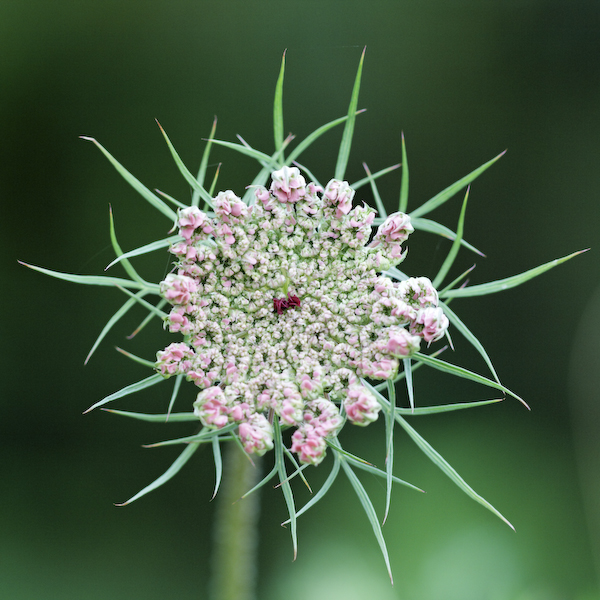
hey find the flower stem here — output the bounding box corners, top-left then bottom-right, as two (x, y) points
(209, 445), (262, 600)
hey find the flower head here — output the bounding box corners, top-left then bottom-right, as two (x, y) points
(32, 55), (581, 581)
(157, 168), (448, 465)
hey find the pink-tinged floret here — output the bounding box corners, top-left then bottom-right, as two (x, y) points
(398, 277), (438, 308)
(239, 413), (274, 456)
(291, 425), (328, 465)
(155, 342), (194, 377)
(378, 326), (421, 358)
(279, 387), (303, 425)
(229, 401), (251, 423)
(193, 386), (230, 429)
(344, 383), (381, 426)
(166, 306), (193, 334)
(270, 166), (306, 203)
(178, 206), (213, 241)
(215, 222), (236, 245)
(323, 179), (355, 219)
(299, 373), (324, 399)
(303, 398), (342, 437)
(290, 398), (341, 465)
(255, 186), (278, 210)
(348, 204), (376, 239)
(354, 357), (399, 380)
(170, 241), (200, 262)
(375, 212), (414, 244)
(160, 273), (198, 305)
(214, 190), (248, 223)
(411, 306), (449, 343)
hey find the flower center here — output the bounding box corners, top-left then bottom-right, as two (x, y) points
(273, 293), (301, 315)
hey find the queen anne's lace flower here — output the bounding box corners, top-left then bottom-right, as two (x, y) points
(157, 166), (448, 465)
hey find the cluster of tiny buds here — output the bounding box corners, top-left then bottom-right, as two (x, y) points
(156, 166), (449, 465)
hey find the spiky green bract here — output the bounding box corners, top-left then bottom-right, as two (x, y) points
(156, 121), (215, 209)
(340, 457), (394, 584)
(408, 150), (506, 219)
(403, 358), (415, 411)
(412, 352), (529, 409)
(383, 379), (396, 524)
(83, 373), (165, 414)
(18, 261), (159, 292)
(398, 132), (409, 213)
(282, 448), (312, 493)
(440, 301), (500, 383)
(409, 217), (484, 256)
(274, 419), (298, 560)
(166, 374), (184, 419)
(366, 382), (513, 529)
(432, 186), (469, 289)
(335, 46), (365, 180)
(273, 51), (286, 156)
(85, 292), (148, 364)
(440, 249), (588, 298)
(105, 235), (181, 272)
(211, 436), (223, 500)
(114, 347), (156, 369)
(115, 443), (200, 506)
(192, 116), (217, 207)
(143, 423), (238, 448)
(396, 414), (515, 530)
(23, 51), (585, 581)
(115, 285), (167, 320)
(101, 408), (198, 422)
(80, 136), (177, 222)
(108, 207), (148, 286)
(285, 111), (365, 168)
(350, 162), (400, 193)
(363, 162), (388, 219)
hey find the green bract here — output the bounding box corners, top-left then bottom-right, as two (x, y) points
(21, 49), (585, 583)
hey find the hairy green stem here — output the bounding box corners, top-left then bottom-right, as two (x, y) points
(209, 446), (262, 600)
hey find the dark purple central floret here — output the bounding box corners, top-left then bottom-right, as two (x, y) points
(273, 293), (301, 315)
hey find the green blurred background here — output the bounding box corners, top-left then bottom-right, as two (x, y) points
(2, 1), (599, 598)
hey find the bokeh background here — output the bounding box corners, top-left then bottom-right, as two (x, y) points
(2, 1), (599, 599)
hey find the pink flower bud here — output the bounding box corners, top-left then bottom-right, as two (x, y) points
(155, 342), (194, 377)
(355, 357), (399, 380)
(279, 387), (303, 425)
(347, 204), (376, 241)
(160, 274), (198, 305)
(398, 277), (439, 308)
(239, 413), (274, 456)
(178, 206), (212, 240)
(166, 307), (192, 334)
(291, 425), (328, 465)
(411, 306), (449, 343)
(229, 401), (251, 422)
(255, 186), (270, 202)
(255, 186), (277, 211)
(375, 212), (414, 244)
(193, 386), (230, 429)
(270, 166), (306, 203)
(378, 326), (421, 357)
(214, 190), (248, 223)
(215, 223), (235, 245)
(306, 182), (324, 197)
(345, 383), (381, 426)
(323, 179), (355, 219)
(305, 398), (342, 437)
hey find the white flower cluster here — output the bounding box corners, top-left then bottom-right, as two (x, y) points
(156, 166), (448, 465)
